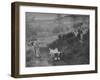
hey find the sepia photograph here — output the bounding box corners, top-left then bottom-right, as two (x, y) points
(25, 12), (90, 67)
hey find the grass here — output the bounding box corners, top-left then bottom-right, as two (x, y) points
(26, 32), (89, 67)
(48, 32), (89, 65)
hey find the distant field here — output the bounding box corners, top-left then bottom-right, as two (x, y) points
(37, 35), (58, 47)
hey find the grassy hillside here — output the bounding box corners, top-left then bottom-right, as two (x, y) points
(48, 31), (89, 65)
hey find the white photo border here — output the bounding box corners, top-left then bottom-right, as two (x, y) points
(19, 5), (96, 75)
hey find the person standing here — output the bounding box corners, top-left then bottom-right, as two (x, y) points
(33, 40), (40, 58)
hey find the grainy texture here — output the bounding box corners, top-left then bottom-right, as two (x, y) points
(26, 12), (90, 67)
